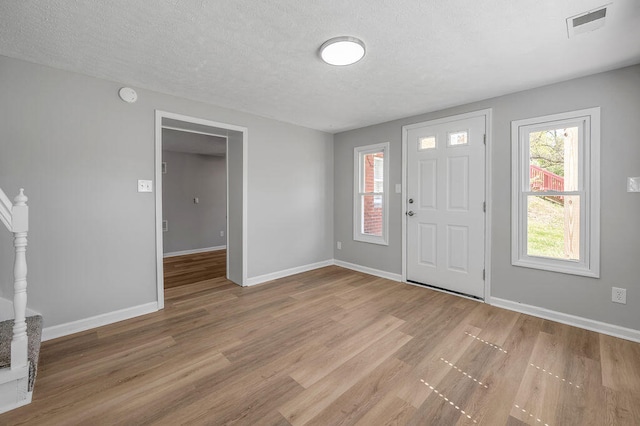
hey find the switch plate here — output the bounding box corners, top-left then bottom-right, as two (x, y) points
(395, 184), (402, 193)
(337, 241), (342, 250)
(138, 180), (153, 192)
(627, 177), (640, 192)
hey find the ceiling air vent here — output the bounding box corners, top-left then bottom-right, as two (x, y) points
(567, 5), (609, 38)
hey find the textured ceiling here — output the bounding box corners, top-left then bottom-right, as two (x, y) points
(1, 1), (639, 133)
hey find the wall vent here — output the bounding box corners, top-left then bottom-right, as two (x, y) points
(567, 5), (609, 38)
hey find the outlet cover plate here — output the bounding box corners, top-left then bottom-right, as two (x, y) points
(612, 287), (627, 304)
(138, 180), (153, 193)
(627, 177), (640, 192)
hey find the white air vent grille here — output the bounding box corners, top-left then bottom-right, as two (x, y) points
(567, 5), (609, 38)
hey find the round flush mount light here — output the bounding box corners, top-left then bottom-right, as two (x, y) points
(118, 87), (138, 103)
(319, 36), (366, 66)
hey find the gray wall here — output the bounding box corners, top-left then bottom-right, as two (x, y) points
(0, 55), (333, 327)
(227, 130), (244, 285)
(249, 123), (334, 275)
(334, 64), (640, 331)
(162, 150), (226, 254)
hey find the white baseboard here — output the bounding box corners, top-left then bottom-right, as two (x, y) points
(42, 302), (158, 341)
(0, 297), (40, 321)
(333, 259), (402, 282)
(489, 297), (640, 343)
(246, 260), (334, 286)
(163, 246), (226, 258)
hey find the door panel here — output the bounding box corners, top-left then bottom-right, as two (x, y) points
(419, 160), (437, 209)
(447, 225), (469, 272)
(406, 114), (485, 298)
(419, 223), (437, 266)
(447, 156), (469, 211)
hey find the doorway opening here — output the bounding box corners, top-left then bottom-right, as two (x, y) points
(155, 111), (247, 309)
(161, 124), (227, 288)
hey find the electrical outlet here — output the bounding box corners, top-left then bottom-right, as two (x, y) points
(220, 230), (224, 237)
(137, 180), (153, 193)
(337, 241), (342, 250)
(612, 287), (627, 304)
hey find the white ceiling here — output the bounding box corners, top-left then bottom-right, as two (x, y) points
(1, 1), (639, 133)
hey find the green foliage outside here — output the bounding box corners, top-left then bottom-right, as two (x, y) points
(527, 196), (565, 259)
(529, 129), (565, 177)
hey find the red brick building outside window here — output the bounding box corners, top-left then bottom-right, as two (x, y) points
(361, 152), (384, 236)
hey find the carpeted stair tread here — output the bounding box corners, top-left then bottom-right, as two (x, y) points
(0, 315), (43, 391)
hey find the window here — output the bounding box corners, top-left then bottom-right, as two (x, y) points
(448, 130), (468, 146)
(511, 108), (600, 277)
(418, 136), (436, 150)
(354, 142), (389, 245)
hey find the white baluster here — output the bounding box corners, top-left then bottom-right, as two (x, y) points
(11, 189), (28, 369)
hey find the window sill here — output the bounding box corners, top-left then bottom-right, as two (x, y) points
(512, 257), (599, 278)
(354, 235), (388, 246)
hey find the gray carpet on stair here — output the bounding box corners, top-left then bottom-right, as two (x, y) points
(0, 315), (43, 391)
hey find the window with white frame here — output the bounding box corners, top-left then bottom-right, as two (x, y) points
(511, 108), (600, 277)
(354, 142), (389, 245)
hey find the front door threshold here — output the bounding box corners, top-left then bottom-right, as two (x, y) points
(406, 279), (483, 301)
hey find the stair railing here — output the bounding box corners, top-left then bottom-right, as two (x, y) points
(0, 188), (29, 370)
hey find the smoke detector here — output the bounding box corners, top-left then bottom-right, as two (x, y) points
(567, 5), (610, 38)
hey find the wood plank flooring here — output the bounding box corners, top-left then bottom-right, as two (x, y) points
(2, 266), (639, 425)
(163, 250), (227, 288)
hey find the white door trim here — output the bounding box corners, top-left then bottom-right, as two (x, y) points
(401, 108), (492, 300)
(154, 110), (248, 309)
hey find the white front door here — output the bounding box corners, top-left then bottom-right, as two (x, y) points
(405, 113), (486, 298)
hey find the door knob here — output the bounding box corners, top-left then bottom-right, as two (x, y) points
(407, 211), (415, 216)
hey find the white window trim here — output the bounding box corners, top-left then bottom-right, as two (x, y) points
(353, 142), (390, 245)
(511, 107), (600, 277)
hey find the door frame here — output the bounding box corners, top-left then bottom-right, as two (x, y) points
(154, 110), (248, 309)
(401, 108), (492, 300)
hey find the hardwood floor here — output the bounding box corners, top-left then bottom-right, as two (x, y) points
(2, 266), (639, 425)
(163, 250), (227, 288)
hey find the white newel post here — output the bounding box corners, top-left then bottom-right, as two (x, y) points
(11, 189), (28, 369)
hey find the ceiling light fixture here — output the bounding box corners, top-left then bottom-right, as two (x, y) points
(319, 36), (366, 66)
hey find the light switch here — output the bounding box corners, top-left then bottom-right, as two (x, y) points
(627, 177), (640, 192)
(395, 184), (402, 193)
(138, 180), (153, 193)
(194, 197), (199, 204)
